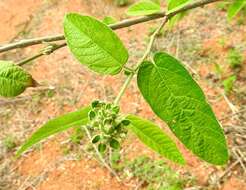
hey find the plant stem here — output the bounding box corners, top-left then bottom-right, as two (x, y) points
(0, 35), (65, 53)
(114, 72), (134, 105)
(17, 42), (66, 66)
(17, 53), (43, 66)
(114, 17), (168, 105)
(0, 0), (222, 53)
(84, 126), (122, 182)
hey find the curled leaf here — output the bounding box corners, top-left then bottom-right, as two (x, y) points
(0, 61), (37, 97)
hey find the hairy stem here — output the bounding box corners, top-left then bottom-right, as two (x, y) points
(84, 126), (122, 182)
(114, 72), (134, 105)
(0, 35), (65, 53)
(17, 53), (43, 66)
(114, 17), (168, 105)
(0, 0), (222, 53)
(17, 42), (66, 66)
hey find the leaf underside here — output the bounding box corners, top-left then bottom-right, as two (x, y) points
(127, 114), (185, 164)
(0, 61), (35, 97)
(16, 106), (90, 156)
(137, 52), (229, 165)
(64, 13), (128, 75)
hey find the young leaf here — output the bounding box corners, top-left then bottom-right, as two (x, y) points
(167, 0), (192, 27)
(167, 0), (193, 14)
(126, 0), (161, 16)
(102, 16), (117, 25)
(16, 106), (90, 157)
(109, 138), (120, 149)
(98, 143), (106, 153)
(64, 13), (128, 75)
(127, 114), (185, 164)
(137, 52), (229, 165)
(92, 135), (101, 144)
(223, 75), (236, 94)
(0, 61), (36, 97)
(227, 0), (246, 20)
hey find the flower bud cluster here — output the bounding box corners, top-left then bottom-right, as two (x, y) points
(88, 100), (130, 153)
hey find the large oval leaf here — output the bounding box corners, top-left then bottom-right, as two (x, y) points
(127, 114), (185, 164)
(0, 61), (36, 97)
(137, 52), (229, 165)
(16, 106), (90, 157)
(64, 13), (128, 75)
(126, 0), (161, 16)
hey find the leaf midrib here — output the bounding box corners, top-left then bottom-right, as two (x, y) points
(17, 118), (87, 155)
(149, 64), (225, 148)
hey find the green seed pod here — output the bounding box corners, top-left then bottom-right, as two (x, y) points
(100, 102), (106, 107)
(92, 120), (100, 128)
(98, 109), (106, 118)
(108, 125), (116, 134)
(124, 70), (131, 76)
(105, 103), (112, 110)
(112, 105), (120, 114)
(114, 123), (122, 131)
(98, 143), (106, 153)
(88, 110), (96, 120)
(91, 100), (100, 108)
(103, 118), (112, 125)
(111, 113), (117, 120)
(92, 135), (101, 144)
(110, 138), (120, 150)
(121, 119), (131, 126)
(103, 124), (112, 134)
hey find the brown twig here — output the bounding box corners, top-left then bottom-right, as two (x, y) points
(0, 0), (223, 53)
(232, 148), (246, 173)
(220, 108), (246, 122)
(219, 160), (240, 180)
(17, 42), (66, 66)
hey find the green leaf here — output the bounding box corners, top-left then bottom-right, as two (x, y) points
(16, 106), (90, 157)
(92, 135), (101, 144)
(127, 114), (185, 164)
(137, 52), (229, 165)
(167, 0), (192, 27)
(0, 61), (36, 97)
(151, 0), (161, 5)
(121, 119), (131, 126)
(126, 0), (161, 16)
(167, 0), (193, 13)
(109, 138), (120, 149)
(102, 16), (117, 25)
(227, 0), (246, 20)
(64, 13), (128, 75)
(98, 143), (106, 153)
(223, 75), (236, 94)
